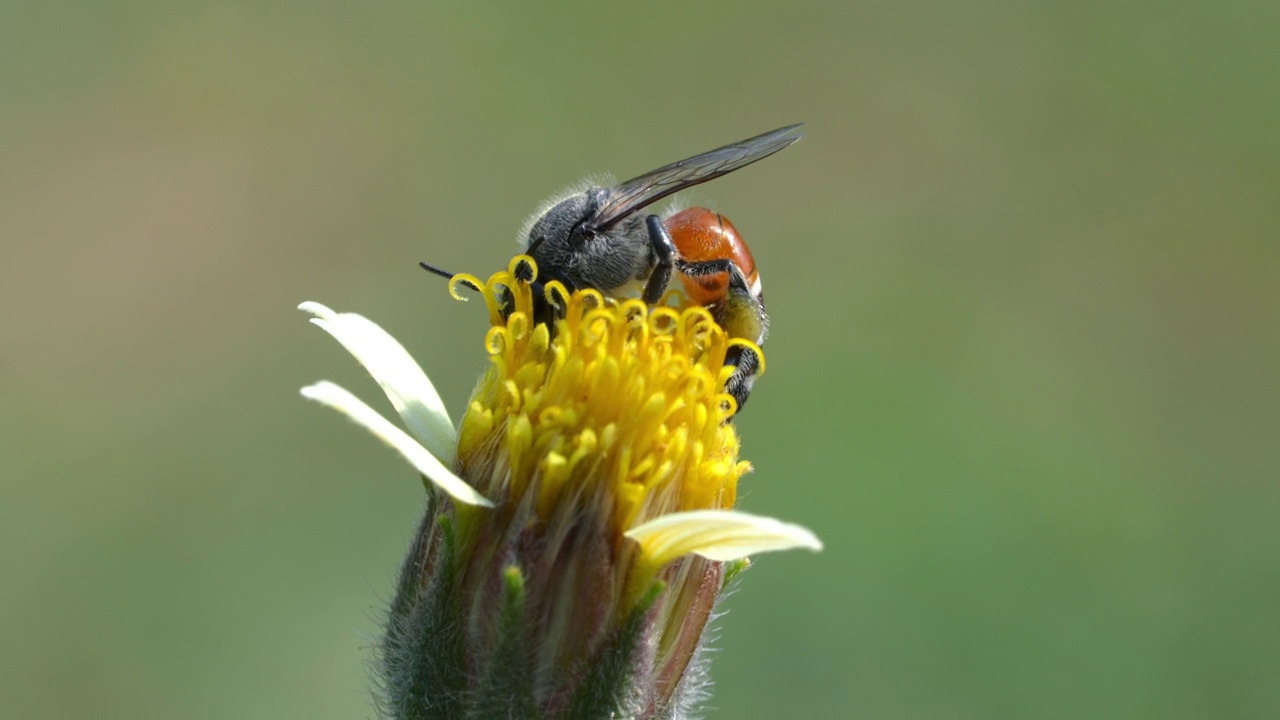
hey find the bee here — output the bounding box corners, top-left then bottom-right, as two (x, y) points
(423, 124), (803, 413)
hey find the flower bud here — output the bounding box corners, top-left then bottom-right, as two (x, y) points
(300, 257), (820, 719)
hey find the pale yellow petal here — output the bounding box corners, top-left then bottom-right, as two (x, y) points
(625, 510), (821, 569)
(301, 381), (492, 508)
(299, 301), (456, 465)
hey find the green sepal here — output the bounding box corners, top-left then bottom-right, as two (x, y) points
(719, 558), (750, 591)
(386, 495), (438, 634)
(382, 511), (467, 720)
(564, 581), (666, 720)
(467, 565), (539, 719)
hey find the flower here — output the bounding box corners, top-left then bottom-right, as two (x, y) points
(301, 256), (821, 719)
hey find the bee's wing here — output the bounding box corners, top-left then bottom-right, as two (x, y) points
(585, 123), (804, 233)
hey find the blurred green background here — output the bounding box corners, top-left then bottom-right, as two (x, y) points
(3, 1), (1277, 718)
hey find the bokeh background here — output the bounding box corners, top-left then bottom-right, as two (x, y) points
(4, 2), (1277, 718)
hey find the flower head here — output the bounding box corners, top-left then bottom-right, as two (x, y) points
(301, 256), (820, 719)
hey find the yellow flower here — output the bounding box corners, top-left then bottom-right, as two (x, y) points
(300, 256), (820, 719)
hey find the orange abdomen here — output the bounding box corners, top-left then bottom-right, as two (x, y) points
(664, 207), (759, 306)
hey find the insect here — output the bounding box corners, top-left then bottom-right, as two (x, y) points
(423, 123), (803, 413)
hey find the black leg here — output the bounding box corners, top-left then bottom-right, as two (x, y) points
(642, 214), (676, 304)
(723, 344), (760, 415)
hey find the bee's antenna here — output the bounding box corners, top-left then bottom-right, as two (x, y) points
(418, 260), (456, 280)
(420, 259), (486, 296)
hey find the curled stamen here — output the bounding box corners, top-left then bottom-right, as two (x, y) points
(509, 254), (539, 282)
(726, 338), (767, 376)
(578, 288), (606, 312)
(715, 394), (739, 420)
(449, 273), (485, 301)
(486, 326), (510, 356)
(506, 311), (530, 341)
(543, 281), (570, 318)
(649, 307), (681, 335)
(658, 288), (686, 309)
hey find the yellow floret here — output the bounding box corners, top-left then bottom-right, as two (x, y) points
(452, 256), (751, 539)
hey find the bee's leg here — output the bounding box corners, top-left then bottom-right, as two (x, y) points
(723, 344), (760, 415)
(642, 215), (677, 305)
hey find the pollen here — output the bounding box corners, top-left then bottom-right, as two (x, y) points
(451, 256), (751, 536)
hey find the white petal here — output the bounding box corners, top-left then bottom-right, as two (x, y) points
(301, 381), (493, 508)
(625, 510), (822, 568)
(299, 301), (456, 465)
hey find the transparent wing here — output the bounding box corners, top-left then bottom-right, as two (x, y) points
(585, 123), (804, 232)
